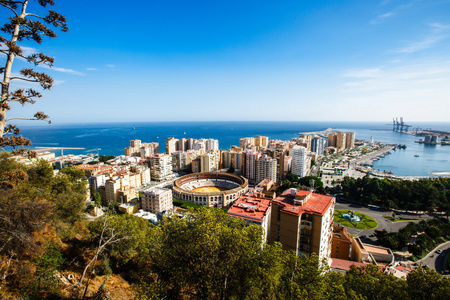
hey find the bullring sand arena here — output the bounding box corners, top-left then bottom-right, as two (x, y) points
(193, 186), (229, 193)
(172, 172), (249, 207)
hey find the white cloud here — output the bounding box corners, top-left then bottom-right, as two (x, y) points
(340, 60), (450, 95)
(86, 67), (98, 71)
(106, 64), (115, 68)
(336, 61), (450, 121)
(370, 12), (396, 24)
(40, 64), (85, 75)
(395, 23), (450, 53)
(20, 46), (37, 56)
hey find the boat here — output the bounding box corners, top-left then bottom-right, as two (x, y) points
(414, 154), (419, 157)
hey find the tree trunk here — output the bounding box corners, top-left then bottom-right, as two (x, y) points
(0, 0), (29, 138)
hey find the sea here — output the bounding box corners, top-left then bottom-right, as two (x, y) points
(15, 121), (450, 177)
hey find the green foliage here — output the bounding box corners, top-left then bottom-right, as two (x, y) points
(286, 172), (299, 183)
(143, 208), (267, 299)
(376, 219), (450, 255)
(406, 267), (450, 299)
(59, 165), (85, 181)
(21, 241), (65, 299)
(341, 175), (450, 211)
(0, 152), (28, 188)
(99, 155), (115, 163)
(87, 214), (155, 267)
(343, 264), (408, 300)
(172, 198), (204, 210)
(92, 191), (102, 207)
(299, 176), (324, 190)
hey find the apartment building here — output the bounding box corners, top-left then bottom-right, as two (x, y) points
(242, 150), (261, 183)
(256, 156), (277, 183)
(222, 148), (243, 170)
(141, 187), (173, 213)
(291, 145), (307, 178)
(227, 189), (272, 242)
(270, 189), (335, 263)
(166, 137), (179, 155)
(148, 153), (173, 181)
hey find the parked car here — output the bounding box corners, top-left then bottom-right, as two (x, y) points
(436, 249), (443, 254)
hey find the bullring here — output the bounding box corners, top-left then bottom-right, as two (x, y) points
(172, 172), (249, 207)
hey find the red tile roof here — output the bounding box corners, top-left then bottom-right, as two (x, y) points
(227, 190), (272, 223)
(273, 188), (334, 216)
(331, 258), (367, 271)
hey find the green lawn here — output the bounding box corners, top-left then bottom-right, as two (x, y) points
(334, 209), (377, 229)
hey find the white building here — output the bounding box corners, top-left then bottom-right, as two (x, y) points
(291, 145), (307, 177)
(205, 138), (219, 151)
(148, 154), (173, 181)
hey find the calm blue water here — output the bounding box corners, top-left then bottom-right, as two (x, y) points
(15, 121), (450, 177)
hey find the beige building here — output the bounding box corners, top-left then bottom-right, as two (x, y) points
(222, 148), (243, 170)
(141, 188), (173, 213)
(242, 150), (261, 183)
(240, 136), (269, 150)
(105, 178), (121, 204)
(345, 132), (355, 149)
(256, 156), (277, 183)
(166, 137), (179, 155)
(331, 225), (352, 260)
(270, 189), (335, 264)
(200, 151), (219, 173)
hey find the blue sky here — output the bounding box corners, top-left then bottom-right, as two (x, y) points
(2, 0), (450, 123)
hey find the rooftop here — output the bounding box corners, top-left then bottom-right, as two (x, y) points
(330, 258), (367, 271)
(363, 244), (392, 255)
(227, 190), (271, 223)
(273, 188), (334, 216)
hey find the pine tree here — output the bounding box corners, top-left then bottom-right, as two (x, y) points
(0, 0), (67, 155)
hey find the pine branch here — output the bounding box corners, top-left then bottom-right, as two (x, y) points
(0, 2), (19, 17)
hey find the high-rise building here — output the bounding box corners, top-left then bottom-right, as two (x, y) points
(171, 151), (189, 172)
(148, 153), (173, 181)
(222, 148), (243, 170)
(200, 152), (217, 173)
(345, 132), (355, 149)
(270, 189), (335, 264)
(336, 132), (346, 150)
(166, 137), (179, 155)
(327, 133), (337, 147)
(140, 142), (159, 158)
(193, 139), (206, 153)
(205, 138), (219, 151)
(291, 145), (307, 178)
(256, 156), (277, 183)
(311, 136), (326, 156)
(242, 150), (261, 182)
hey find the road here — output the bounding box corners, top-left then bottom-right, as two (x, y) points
(334, 200), (431, 241)
(417, 241), (450, 275)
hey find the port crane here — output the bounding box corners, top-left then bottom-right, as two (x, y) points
(386, 117), (412, 132)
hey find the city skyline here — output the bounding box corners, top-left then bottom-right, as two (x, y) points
(2, 0), (450, 124)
